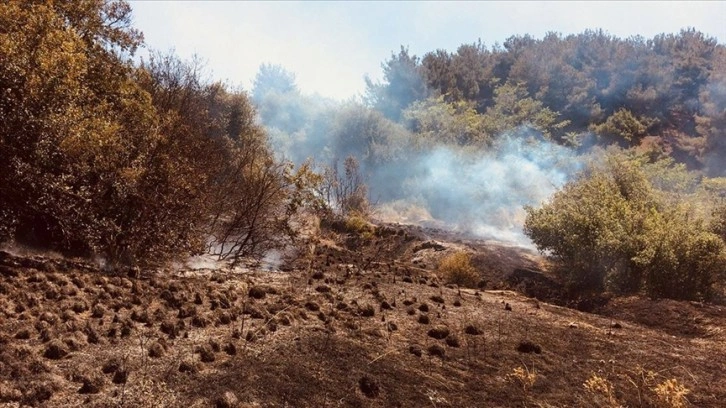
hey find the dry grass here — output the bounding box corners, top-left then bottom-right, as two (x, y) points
(584, 374), (621, 407)
(437, 251), (479, 287)
(0, 224), (725, 407)
(653, 378), (691, 408)
(508, 364), (537, 393)
(343, 212), (371, 233)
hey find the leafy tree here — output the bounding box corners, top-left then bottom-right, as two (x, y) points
(711, 204), (726, 242)
(0, 2), (306, 267)
(695, 46), (726, 176)
(0, 0), (154, 259)
(327, 103), (409, 167)
(140, 53), (307, 266)
(252, 63), (298, 100)
(365, 46), (429, 121)
(651, 29), (717, 116)
(480, 82), (569, 140)
(420, 49), (457, 100)
(450, 41), (497, 106)
(590, 108), (656, 145)
(402, 96), (488, 146)
(421, 41), (497, 111)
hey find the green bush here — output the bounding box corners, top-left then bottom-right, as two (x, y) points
(711, 204), (726, 241)
(637, 209), (725, 299)
(525, 154), (726, 300)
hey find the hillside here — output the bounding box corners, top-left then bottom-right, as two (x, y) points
(2, 4), (726, 407)
(1, 222), (725, 408)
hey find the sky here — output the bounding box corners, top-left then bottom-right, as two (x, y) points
(129, 1), (726, 101)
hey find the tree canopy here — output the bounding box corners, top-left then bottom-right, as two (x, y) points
(366, 29), (726, 175)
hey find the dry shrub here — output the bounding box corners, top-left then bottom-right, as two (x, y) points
(0, 4), (313, 268)
(652, 378), (690, 408)
(437, 251), (478, 288)
(344, 212), (372, 235)
(507, 365), (537, 393)
(318, 156), (370, 218)
(583, 374), (621, 408)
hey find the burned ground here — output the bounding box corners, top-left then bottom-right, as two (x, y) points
(0, 224), (725, 407)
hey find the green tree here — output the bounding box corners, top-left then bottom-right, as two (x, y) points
(402, 96), (488, 146)
(590, 108), (656, 145)
(252, 63), (298, 100)
(365, 46), (429, 121)
(480, 82), (569, 139)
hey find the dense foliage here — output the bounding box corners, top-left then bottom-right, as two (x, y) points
(357, 29), (726, 301)
(0, 1), (311, 267)
(367, 29), (726, 175)
(524, 154), (726, 300)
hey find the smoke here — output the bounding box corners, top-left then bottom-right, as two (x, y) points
(375, 130), (582, 245)
(701, 77), (726, 176)
(261, 249), (284, 271)
(252, 64), (585, 247)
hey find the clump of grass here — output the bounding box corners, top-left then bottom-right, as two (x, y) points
(344, 212), (372, 235)
(652, 378), (690, 408)
(583, 374), (620, 407)
(507, 364), (537, 394)
(437, 251), (478, 288)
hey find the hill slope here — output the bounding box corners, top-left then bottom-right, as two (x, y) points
(0, 225), (725, 407)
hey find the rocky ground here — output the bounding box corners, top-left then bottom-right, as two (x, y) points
(1, 222), (725, 407)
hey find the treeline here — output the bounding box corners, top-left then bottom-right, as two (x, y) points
(0, 1), (315, 267)
(366, 29), (726, 175)
(256, 29), (726, 213)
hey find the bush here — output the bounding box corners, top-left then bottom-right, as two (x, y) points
(637, 209), (726, 299)
(437, 251), (478, 288)
(525, 154), (726, 300)
(344, 213), (371, 234)
(319, 156), (370, 217)
(711, 204), (726, 241)
(0, 3), (305, 267)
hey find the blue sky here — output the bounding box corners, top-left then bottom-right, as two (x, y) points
(129, 1), (726, 100)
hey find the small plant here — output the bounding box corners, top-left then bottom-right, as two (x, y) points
(344, 212), (373, 235)
(437, 251), (478, 288)
(583, 374), (620, 407)
(507, 364), (537, 393)
(652, 378), (690, 408)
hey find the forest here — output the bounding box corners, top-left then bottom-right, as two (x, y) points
(2, 1), (726, 301)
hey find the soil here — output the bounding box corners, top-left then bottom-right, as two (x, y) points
(0, 222), (725, 407)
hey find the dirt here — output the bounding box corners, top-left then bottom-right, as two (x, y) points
(0, 223), (725, 407)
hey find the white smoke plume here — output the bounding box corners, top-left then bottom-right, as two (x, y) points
(252, 65), (585, 247)
(375, 130), (583, 246)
